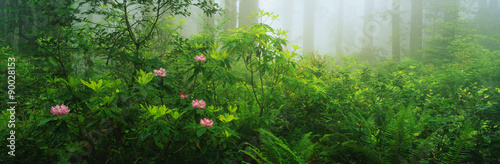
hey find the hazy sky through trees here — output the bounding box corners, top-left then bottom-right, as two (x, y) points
(249, 0), (401, 56)
(175, 0), (500, 59)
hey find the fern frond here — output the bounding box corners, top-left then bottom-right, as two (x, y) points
(258, 128), (305, 164)
(239, 142), (272, 164)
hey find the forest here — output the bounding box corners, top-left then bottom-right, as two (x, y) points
(0, 0), (499, 163)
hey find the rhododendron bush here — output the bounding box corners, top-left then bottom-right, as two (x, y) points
(1, 2), (499, 163)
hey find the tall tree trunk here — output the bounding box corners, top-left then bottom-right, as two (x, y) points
(303, 0), (315, 53)
(363, 0), (374, 50)
(224, 0), (237, 30)
(410, 0), (423, 59)
(238, 0), (258, 26)
(336, 0), (344, 54)
(392, 0), (400, 63)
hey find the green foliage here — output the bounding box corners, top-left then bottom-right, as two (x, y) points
(294, 132), (317, 161)
(81, 79), (103, 92)
(241, 128), (306, 164)
(134, 69), (155, 86)
(240, 142), (271, 164)
(222, 9), (297, 118)
(1, 1), (499, 163)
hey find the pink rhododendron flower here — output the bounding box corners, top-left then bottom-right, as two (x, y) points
(191, 99), (199, 108)
(51, 104), (70, 115)
(153, 68), (166, 77)
(194, 55), (206, 63)
(180, 94), (188, 99)
(191, 99), (206, 109)
(200, 118), (213, 127)
(301, 67), (305, 71)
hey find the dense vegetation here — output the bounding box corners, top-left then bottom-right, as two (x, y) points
(1, 0), (499, 163)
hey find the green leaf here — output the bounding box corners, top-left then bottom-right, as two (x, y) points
(188, 67), (201, 83)
(160, 125), (170, 135)
(197, 128), (207, 137)
(219, 113), (238, 123)
(170, 110), (186, 120)
(140, 90), (148, 97)
(38, 118), (53, 127)
(154, 136), (164, 148)
(135, 69), (155, 86)
(67, 76), (81, 88)
(227, 130), (240, 139)
(81, 79), (103, 92)
(84, 119), (99, 129)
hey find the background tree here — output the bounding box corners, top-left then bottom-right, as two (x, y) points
(410, 0), (423, 59)
(363, 0), (374, 50)
(224, 0), (237, 29)
(303, 0), (315, 53)
(81, 0), (219, 75)
(238, 0), (259, 26)
(443, 0), (459, 38)
(478, 0), (500, 51)
(392, 0), (401, 62)
(423, 0), (470, 63)
(196, 0), (216, 33)
(0, 0), (77, 54)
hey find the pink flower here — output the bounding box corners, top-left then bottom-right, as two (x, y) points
(191, 99), (206, 109)
(301, 67), (305, 71)
(194, 55), (206, 63)
(51, 104), (70, 115)
(180, 94), (188, 99)
(200, 118), (213, 127)
(153, 68), (166, 77)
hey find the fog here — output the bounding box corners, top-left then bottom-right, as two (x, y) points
(177, 0), (499, 61)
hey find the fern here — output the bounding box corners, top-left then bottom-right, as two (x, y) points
(293, 132), (317, 161)
(258, 128), (305, 164)
(379, 105), (430, 163)
(241, 129), (307, 164)
(441, 121), (472, 164)
(239, 142), (271, 164)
